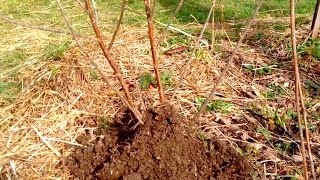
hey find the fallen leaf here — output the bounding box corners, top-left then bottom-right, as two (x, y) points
(163, 46), (188, 55)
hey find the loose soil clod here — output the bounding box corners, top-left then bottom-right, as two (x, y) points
(65, 106), (256, 180)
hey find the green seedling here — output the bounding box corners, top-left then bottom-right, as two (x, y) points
(0, 81), (21, 103)
(138, 72), (156, 90)
(305, 79), (320, 92)
(45, 41), (71, 60)
(160, 71), (172, 87)
(256, 127), (272, 141)
(256, 66), (273, 76)
(195, 97), (232, 113)
(207, 100), (233, 113)
(263, 84), (286, 99)
(2, 51), (27, 68)
(255, 32), (264, 40)
(89, 69), (99, 81)
(99, 116), (111, 129)
(48, 65), (60, 79)
(275, 142), (292, 154)
(272, 23), (288, 32)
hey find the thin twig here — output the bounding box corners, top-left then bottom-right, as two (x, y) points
(299, 82), (316, 180)
(169, 1), (216, 103)
(163, 0), (185, 37)
(151, 0), (157, 20)
(108, 0), (126, 51)
(125, 6), (194, 38)
(194, 0), (263, 120)
(211, 0), (216, 48)
(289, 0), (309, 179)
(91, 0), (99, 25)
(144, 0), (165, 103)
(0, 14), (93, 40)
(56, 0), (143, 124)
(84, 0), (135, 107)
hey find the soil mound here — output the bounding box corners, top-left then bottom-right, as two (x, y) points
(65, 106), (255, 179)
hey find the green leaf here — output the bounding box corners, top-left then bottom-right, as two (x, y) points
(138, 72), (156, 90)
(256, 127), (272, 140)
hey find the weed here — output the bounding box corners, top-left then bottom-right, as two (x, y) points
(305, 101), (313, 109)
(160, 71), (172, 87)
(311, 112), (320, 120)
(48, 65), (60, 79)
(45, 41), (71, 60)
(207, 100), (232, 113)
(298, 39), (320, 59)
(264, 84), (286, 99)
(168, 36), (188, 46)
(1, 50), (27, 75)
(99, 116), (111, 129)
(275, 141), (292, 153)
(195, 97), (232, 113)
(138, 72), (156, 90)
(272, 23), (288, 32)
(89, 69), (99, 81)
(256, 66), (273, 76)
(196, 130), (210, 141)
(255, 32), (264, 40)
(0, 81), (21, 103)
(256, 127), (272, 140)
(305, 79), (320, 95)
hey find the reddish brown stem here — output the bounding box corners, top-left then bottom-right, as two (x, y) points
(84, 0), (135, 107)
(144, 0), (165, 103)
(290, 0), (309, 179)
(57, 0), (143, 124)
(108, 0), (126, 51)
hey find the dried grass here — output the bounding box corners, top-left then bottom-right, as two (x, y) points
(0, 17), (319, 179)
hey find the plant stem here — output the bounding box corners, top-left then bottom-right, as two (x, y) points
(169, 1), (217, 103)
(194, 0), (263, 120)
(144, 0), (165, 103)
(108, 0), (126, 51)
(211, 0), (216, 48)
(84, 0), (135, 107)
(56, 0), (143, 124)
(290, 0), (309, 179)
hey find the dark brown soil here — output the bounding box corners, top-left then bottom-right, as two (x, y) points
(65, 106), (257, 180)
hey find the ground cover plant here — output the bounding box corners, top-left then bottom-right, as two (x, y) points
(0, 0), (319, 179)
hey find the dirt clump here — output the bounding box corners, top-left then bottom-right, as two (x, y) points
(65, 106), (256, 180)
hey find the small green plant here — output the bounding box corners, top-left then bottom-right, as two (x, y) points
(272, 23), (288, 32)
(99, 116), (111, 129)
(138, 72), (156, 90)
(48, 65), (60, 79)
(167, 36), (188, 46)
(305, 80), (320, 93)
(256, 66), (273, 76)
(195, 97), (232, 113)
(256, 127), (272, 140)
(0, 81), (21, 103)
(298, 39), (320, 59)
(89, 69), (99, 81)
(264, 84), (286, 99)
(255, 32), (264, 40)
(2, 51), (27, 68)
(45, 41), (71, 60)
(311, 112), (320, 120)
(275, 141), (292, 153)
(195, 97), (206, 110)
(207, 100), (233, 113)
(196, 130), (210, 141)
(160, 71), (172, 87)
